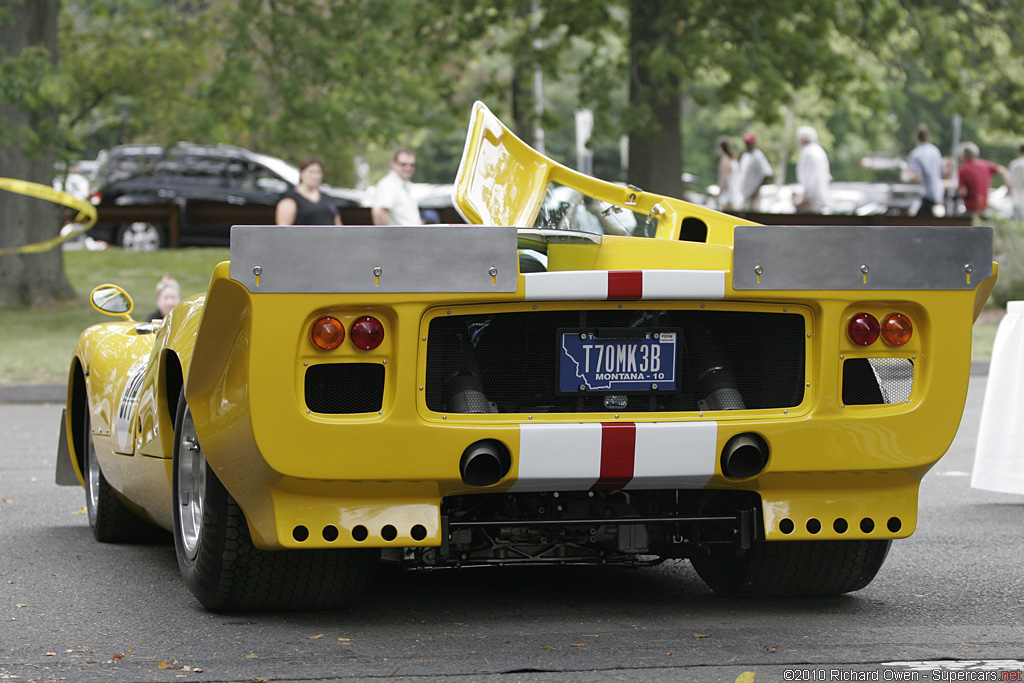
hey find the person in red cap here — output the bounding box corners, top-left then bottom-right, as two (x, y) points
(738, 132), (773, 211)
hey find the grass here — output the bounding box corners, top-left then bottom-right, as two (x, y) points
(0, 246), (1002, 385)
(0, 247), (228, 385)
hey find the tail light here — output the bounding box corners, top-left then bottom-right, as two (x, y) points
(848, 313), (880, 346)
(89, 192), (102, 206)
(881, 313), (913, 346)
(350, 316), (384, 350)
(311, 316), (345, 350)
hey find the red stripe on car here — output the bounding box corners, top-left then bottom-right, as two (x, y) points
(592, 422), (636, 490)
(607, 271), (643, 299)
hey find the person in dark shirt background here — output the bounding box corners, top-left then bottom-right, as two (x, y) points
(275, 157), (342, 225)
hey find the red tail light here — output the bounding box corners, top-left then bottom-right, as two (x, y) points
(89, 192), (102, 206)
(848, 313), (880, 346)
(311, 316), (345, 350)
(881, 313), (913, 346)
(350, 316), (384, 350)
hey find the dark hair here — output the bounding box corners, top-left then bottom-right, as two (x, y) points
(298, 156), (324, 172)
(717, 136), (736, 160)
(916, 124), (931, 143)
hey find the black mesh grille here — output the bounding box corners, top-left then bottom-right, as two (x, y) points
(305, 363), (384, 414)
(426, 309), (805, 413)
(842, 358), (914, 405)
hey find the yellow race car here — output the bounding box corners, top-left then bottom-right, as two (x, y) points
(56, 102), (996, 611)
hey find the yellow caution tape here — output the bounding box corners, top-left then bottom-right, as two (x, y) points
(0, 177), (98, 255)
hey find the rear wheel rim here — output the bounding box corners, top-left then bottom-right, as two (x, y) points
(176, 406), (206, 561)
(121, 222), (161, 251)
(84, 412), (99, 526)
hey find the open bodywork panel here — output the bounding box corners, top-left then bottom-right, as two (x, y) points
(58, 102), (994, 606)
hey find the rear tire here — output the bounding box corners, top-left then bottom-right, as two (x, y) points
(691, 539), (892, 598)
(117, 222), (164, 251)
(172, 392), (379, 611)
(82, 403), (154, 542)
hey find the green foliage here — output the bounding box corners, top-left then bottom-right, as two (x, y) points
(988, 214), (1024, 307)
(58, 0), (212, 156)
(5, 0), (1024, 192)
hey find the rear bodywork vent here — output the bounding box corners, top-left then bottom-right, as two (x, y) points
(842, 358), (913, 405)
(305, 363), (385, 414)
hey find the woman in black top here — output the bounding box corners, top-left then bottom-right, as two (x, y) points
(275, 157), (342, 225)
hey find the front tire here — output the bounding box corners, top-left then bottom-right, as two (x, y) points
(172, 392), (379, 611)
(117, 221), (164, 251)
(82, 402), (153, 542)
(691, 539), (892, 598)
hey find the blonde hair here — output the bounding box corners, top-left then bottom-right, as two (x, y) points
(156, 274), (180, 295)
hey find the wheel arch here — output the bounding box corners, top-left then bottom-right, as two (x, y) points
(163, 350), (185, 435)
(67, 357), (89, 482)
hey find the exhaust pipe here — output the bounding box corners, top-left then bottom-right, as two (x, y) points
(721, 433), (769, 479)
(448, 375), (497, 413)
(460, 439), (511, 487)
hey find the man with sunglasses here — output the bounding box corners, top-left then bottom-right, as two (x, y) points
(371, 149), (423, 225)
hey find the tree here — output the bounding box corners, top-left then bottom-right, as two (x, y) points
(0, 0), (75, 309)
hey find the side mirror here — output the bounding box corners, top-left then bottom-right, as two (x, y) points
(90, 284), (135, 321)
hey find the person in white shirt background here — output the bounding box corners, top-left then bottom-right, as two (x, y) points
(715, 136), (743, 212)
(794, 125), (831, 214)
(371, 149), (423, 226)
(737, 132), (773, 212)
(906, 123), (945, 217)
(1008, 142), (1024, 222)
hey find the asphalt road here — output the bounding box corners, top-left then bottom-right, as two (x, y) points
(2, 376), (1022, 683)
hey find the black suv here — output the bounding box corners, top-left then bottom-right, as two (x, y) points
(88, 143), (365, 250)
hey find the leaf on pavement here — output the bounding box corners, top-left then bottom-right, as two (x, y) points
(541, 645), (554, 650)
(693, 633), (709, 638)
(570, 643), (588, 647)
(75, 507), (86, 515)
(307, 634), (325, 640)
(157, 661), (171, 670)
(735, 673), (756, 683)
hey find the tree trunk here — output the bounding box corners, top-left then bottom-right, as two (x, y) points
(0, 0), (75, 309)
(626, 0), (683, 199)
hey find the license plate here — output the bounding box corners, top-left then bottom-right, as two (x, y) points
(558, 328), (679, 393)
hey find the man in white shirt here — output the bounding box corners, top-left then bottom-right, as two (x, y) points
(795, 126), (830, 213)
(906, 124), (945, 216)
(1009, 143), (1024, 222)
(738, 133), (773, 211)
(371, 149), (422, 225)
